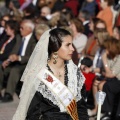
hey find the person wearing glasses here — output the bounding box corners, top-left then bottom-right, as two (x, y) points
(0, 15), (10, 40)
(0, 19), (37, 102)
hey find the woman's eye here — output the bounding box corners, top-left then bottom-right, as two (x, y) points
(66, 43), (70, 46)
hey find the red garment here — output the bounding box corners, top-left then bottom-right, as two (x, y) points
(19, 0), (25, 6)
(82, 72), (95, 91)
(96, 0), (101, 10)
(64, 0), (79, 16)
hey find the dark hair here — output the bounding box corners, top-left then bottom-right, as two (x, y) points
(5, 20), (19, 34)
(57, 8), (74, 27)
(48, 28), (71, 56)
(81, 57), (93, 67)
(104, 0), (114, 6)
(79, 10), (91, 20)
(90, 17), (107, 31)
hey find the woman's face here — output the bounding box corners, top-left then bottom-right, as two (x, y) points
(96, 22), (106, 29)
(87, 0), (94, 2)
(5, 26), (14, 36)
(89, 20), (94, 31)
(69, 22), (75, 32)
(1, 16), (9, 27)
(100, 0), (108, 9)
(36, 34), (40, 41)
(57, 35), (74, 61)
(113, 27), (120, 40)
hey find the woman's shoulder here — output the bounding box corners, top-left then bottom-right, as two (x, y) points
(80, 33), (88, 40)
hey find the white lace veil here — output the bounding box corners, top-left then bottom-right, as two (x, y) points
(13, 29), (85, 120)
(13, 29), (51, 120)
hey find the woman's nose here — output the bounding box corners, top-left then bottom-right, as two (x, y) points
(71, 45), (74, 51)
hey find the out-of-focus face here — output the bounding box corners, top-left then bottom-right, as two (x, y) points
(100, 0), (108, 9)
(87, 0), (94, 2)
(89, 20), (94, 31)
(113, 27), (120, 40)
(40, 7), (50, 17)
(20, 22), (32, 37)
(96, 22), (106, 29)
(1, 16), (9, 27)
(96, 37), (103, 46)
(5, 26), (14, 36)
(78, 12), (84, 22)
(35, 33), (42, 41)
(57, 35), (74, 61)
(69, 22), (75, 32)
(39, 0), (46, 7)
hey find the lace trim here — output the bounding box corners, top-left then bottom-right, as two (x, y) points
(36, 61), (85, 112)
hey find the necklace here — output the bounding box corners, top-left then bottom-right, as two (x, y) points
(58, 72), (62, 79)
(47, 62), (65, 79)
(46, 62), (68, 86)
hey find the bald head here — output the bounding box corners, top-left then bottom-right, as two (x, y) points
(40, 6), (51, 17)
(22, 19), (35, 30)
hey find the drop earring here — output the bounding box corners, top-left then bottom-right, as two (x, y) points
(53, 52), (58, 64)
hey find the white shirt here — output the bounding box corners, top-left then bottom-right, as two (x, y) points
(21, 33), (32, 56)
(0, 27), (4, 35)
(73, 33), (88, 53)
(83, 20), (89, 25)
(32, 0), (37, 5)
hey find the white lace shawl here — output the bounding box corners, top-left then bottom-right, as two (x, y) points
(36, 61), (85, 112)
(12, 29), (85, 120)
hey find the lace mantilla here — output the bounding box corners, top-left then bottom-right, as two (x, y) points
(12, 29), (85, 120)
(35, 60), (85, 112)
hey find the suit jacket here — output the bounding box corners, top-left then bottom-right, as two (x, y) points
(0, 35), (17, 61)
(10, 34), (37, 64)
(84, 23), (92, 37)
(0, 30), (6, 42)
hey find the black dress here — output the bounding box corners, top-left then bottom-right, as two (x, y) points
(26, 66), (88, 120)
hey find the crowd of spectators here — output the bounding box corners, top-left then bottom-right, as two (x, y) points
(0, 0), (120, 120)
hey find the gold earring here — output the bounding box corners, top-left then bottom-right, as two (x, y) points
(53, 52), (58, 64)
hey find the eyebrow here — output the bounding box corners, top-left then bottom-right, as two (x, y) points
(67, 43), (72, 45)
(63, 42), (73, 45)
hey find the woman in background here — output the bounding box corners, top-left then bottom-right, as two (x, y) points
(13, 28), (89, 120)
(82, 17), (107, 60)
(88, 29), (110, 117)
(97, 0), (114, 35)
(69, 18), (88, 59)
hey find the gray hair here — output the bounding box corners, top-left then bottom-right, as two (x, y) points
(22, 19), (35, 31)
(35, 24), (49, 35)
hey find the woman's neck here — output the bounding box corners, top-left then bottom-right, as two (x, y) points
(48, 59), (65, 69)
(47, 59), (65, 83)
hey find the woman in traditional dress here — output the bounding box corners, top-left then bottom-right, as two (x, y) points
(13, 28), (88, 120)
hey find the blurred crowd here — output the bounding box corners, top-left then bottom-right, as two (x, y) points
(0, 0), (120, 120)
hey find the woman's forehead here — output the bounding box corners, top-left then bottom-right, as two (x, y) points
(62, 35), (73, 43)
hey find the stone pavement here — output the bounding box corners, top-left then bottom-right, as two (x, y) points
(0, 94), (19, 120)
(0, 94), (96, 120)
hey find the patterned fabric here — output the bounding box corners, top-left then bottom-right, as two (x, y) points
(13, 29), (85, 120)
(107, 55), (120, 80)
